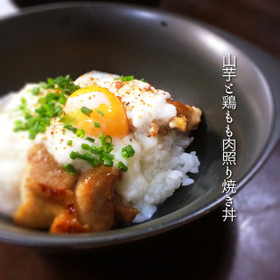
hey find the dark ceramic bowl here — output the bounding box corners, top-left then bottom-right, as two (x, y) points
(0, 2), (279, 249)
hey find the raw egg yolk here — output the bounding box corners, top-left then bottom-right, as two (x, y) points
(64, 86), (129, 138)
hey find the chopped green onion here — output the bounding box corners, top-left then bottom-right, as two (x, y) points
(69, 133), (119, 169)
(103, 159), (114, 167)
(94, 121), (100, 128)
(63, 164), (76, 175)
(105, 146), (114, 153)
(58, 94), (67, 105)
(35, 100), (63, 118)
(60, 116), (77, 124)
(96, 109), (104, 116)
(40, 75), (80, 95)
(63, 124), (78, 133)
(67, 140), (73, 146)
(14, 120), (26, 132)
(29, 132), (36, 140)
(141, 78), (147, 83)
(81, 143), (102, 154)
(39, 82), (49, 89)
(114, 75), (134, 82)
(122, 145), (135, 159)
(121, 75), (134, 82)
(18, 97), (31, 115)
(20, 97), (27, 107)
(102, 152), (114, 161)
(86, 137), (95, 143)
(81, 143), (90, 149)
(99, 133), (112, 146)
(13, 75), (80, 140)
(47, 77), (55, 86)
(70, 151), (100, 167)
(88, 158), (101, 167)
(81, 106), (93, 116)
(70, 151), (96, 162)
(76, 129), (85, 138)
(118, 161), (128, 172)
(81, 143), (91, 151)
(30, 87), (40, 96)
(53, 75), (80, 96)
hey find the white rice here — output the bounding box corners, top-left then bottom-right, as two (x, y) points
(116, 131), (200, 222)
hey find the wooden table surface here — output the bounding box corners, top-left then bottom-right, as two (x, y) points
(0, 1), (280, 279)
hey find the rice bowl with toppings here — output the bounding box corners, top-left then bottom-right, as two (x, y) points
(0, 70), (202, 233)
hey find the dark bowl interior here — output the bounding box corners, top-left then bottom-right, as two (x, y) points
(0, 3), (276, 248)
